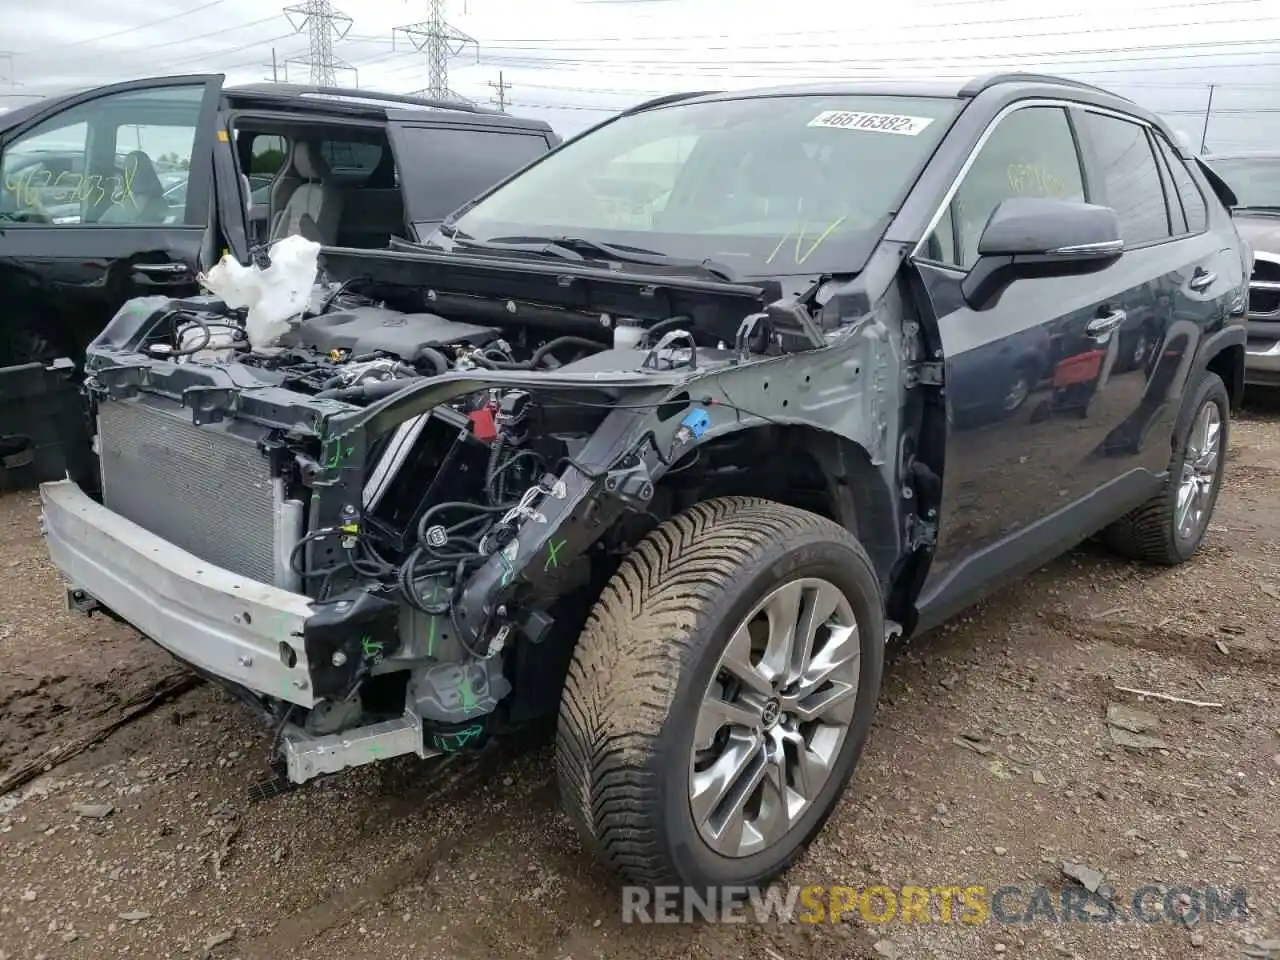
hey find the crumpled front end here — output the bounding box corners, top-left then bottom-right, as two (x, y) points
(39, 244), (895, 788)
(39, 294), (713, 786)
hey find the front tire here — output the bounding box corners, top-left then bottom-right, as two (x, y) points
(1104, 370), (1229, 564)
(555, 496), (884, 888)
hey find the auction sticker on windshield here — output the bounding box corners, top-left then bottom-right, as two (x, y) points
(807, 110), (935, 135)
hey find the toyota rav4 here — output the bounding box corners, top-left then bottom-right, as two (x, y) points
(39, 72), (1248, 891)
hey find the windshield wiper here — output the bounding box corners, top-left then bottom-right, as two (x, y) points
(484, 234), (740, 282)
(433, 228), (588, 263)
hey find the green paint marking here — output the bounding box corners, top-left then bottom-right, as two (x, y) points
(323, 440), (354, 470)
(436, 724), (485, 753)
(544, 538), (567, 572)
(361, 635), (384, 659)
(458, 676), (480, 713)
(456, 725), (483, 748)
(426, 581), (442, 657)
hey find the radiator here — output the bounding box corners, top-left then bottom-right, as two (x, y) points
(97, 398), (285, 585)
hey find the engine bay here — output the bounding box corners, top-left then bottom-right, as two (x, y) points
(79, 282), (750, 747)
(70, 242), (856, 767)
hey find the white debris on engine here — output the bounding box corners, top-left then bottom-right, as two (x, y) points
(197, 235), (321, 350)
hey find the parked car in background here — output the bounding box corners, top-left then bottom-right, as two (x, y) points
(0, 76), (560, 486)
(1203, 151), (1280, 388)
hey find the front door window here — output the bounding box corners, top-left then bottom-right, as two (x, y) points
(0, 84), (205, 227)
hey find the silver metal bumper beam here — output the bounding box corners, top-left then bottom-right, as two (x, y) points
(1245, 335), (1280, 383)
(40, 478), (319, 709)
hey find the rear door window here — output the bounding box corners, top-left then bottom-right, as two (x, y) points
(1079, 112), (1172, 247)
(1153, 135), (1208, 233)
(393, 126), (549, 221)
(321, 139), (385, 180)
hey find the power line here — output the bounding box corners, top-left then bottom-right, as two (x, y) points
(469, 45), (1280, 81)
(350, 0), (1263, 48)
(18, 0), (227, 55)
(395, 0), (478, 102)
(150, 30), (300, 73)
(487, 71), (511, 111)
(468, 29), (1280, 66)
(283, 0), (354, 87)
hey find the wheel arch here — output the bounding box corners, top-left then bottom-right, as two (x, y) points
(1204, 340), (1245, 413)
(651, 422), (902, 590)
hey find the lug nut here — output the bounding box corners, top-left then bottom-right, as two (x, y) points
(331, 651), (347, 667)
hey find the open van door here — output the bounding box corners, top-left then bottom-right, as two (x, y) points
(0, 74), (223, 489)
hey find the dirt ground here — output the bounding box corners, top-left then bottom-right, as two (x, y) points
(1, 395), (1277, 960)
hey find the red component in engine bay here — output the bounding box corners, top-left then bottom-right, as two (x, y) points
(468, 406), (498, 441)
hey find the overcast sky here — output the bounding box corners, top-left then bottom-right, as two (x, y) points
(2, 0), (1278, 151)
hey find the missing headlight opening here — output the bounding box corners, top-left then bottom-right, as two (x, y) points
(52, 230), (891, 796)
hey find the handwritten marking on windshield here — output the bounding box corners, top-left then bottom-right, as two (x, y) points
(765, 215), (849, 266)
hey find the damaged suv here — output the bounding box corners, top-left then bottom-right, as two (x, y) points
(40, 73), (1247, 890)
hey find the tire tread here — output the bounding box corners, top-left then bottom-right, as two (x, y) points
(555, 496), (877, 886)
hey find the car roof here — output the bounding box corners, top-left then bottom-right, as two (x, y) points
(223, 82), (555, 133)
(628, 71), (1149, 120)
(0, 78), (556, 138)
(1202, 150), (1280, 161)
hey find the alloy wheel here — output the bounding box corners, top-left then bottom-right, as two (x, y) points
(689, 577), (860, 858)
(1132, 333), (1149, 367)
(1003, 373), (1031, 412)
(1175, 399), (1222, 542)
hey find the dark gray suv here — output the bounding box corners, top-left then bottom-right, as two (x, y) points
(40, 71), (1248, 893)
(1202, 151), (1280, 387)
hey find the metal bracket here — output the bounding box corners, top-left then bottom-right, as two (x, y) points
(65, 586), (102, 615)
(905, 361), (944, 388)
(764, 297), (826, 350)
(280, 711), (440, 784)
(603, 460), (655, 505)
(92, 364), (150, 400)
(905, 512), (938, 550)
(182, 385), (238, 425)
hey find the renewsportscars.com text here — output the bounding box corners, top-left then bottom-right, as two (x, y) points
(621, 884), (1250, 925)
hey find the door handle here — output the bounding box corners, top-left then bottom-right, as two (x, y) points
(133, 262), (188, 276)
(1189, 269), (1216, 292)
(1086, 309), (1126, 341)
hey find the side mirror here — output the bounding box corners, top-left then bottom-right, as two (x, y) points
(961, 197), (1123, 310)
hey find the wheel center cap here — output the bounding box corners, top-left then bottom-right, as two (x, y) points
(760, 697), (782, 730)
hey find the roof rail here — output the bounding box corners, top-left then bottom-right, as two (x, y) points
(227, 83), (500, 115)
(622, 90), (721, 115)
(958, 72), (1131, 102)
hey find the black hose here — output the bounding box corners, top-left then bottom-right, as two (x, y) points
(319, 275), (370, 314)
(412, 346), (450, 375)
(485, 437), (508, 506)
(167, 313), (211, 357)
(314, 378), (415, 402)
(640, 315), (694, 346)
(472, 335), (606, 370)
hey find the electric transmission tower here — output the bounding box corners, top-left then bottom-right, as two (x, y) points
(394, 0), (479, 103)
(283, 0), (355, 88)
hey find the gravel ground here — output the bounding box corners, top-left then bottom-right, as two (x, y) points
(1, 394), (1277, 960)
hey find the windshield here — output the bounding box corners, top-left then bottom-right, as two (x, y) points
(1206, 157), (1280, 209)
(446, 94), (962, 277)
